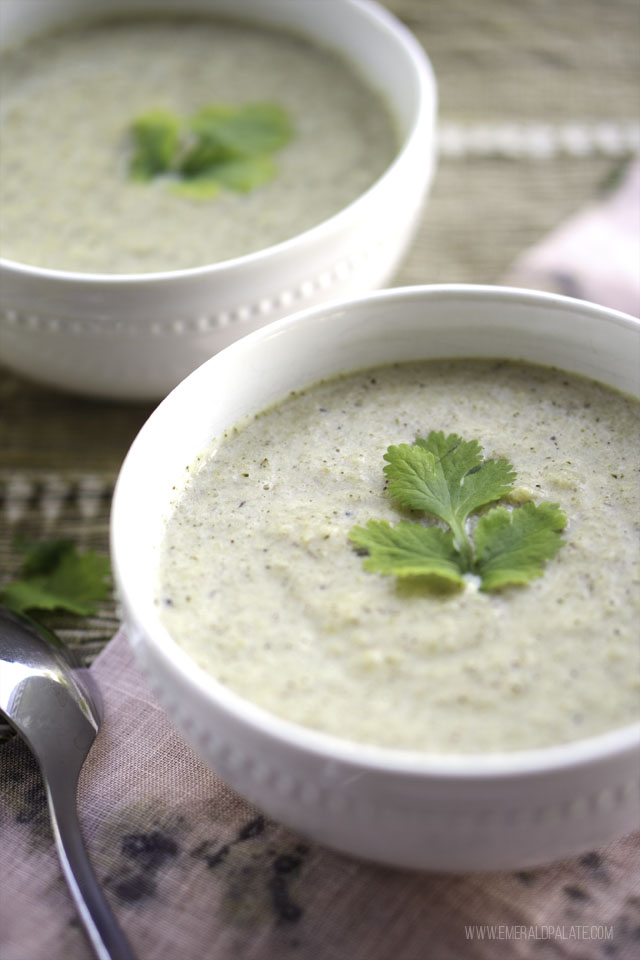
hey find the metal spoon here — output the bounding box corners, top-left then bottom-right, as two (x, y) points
(0, 606), (136, 960)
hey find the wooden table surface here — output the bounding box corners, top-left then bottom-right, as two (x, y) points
(1, 0), (639, 661)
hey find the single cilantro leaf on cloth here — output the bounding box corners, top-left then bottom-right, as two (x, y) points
(129, 109), (181, 180)
(0, 540), (111, 616)
(384, 433), (515, 566)
(473, 501), (567, 592)
(13, 536), (75, 576)
(349, 519), (465, 585)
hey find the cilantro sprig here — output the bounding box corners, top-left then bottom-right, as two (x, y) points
(129, 109), (181, 181)
(0, 538), (111, 616)
(129, 102), (292, 199)
(349, 432), (566, 592)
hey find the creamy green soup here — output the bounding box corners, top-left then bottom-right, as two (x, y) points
(0, 15), (396, 273)
(157, 359), (640, 753)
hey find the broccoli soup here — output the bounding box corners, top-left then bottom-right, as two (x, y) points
(0, 15), (397, 273)
(157, 359), (640, 753)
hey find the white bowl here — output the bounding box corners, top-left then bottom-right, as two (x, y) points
(0, 0), (436, 400)
(111, 285), (640, 871)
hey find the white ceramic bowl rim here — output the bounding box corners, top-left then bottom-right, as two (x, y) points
(0, 0), (435, 284)
(111, 283), (640, 781)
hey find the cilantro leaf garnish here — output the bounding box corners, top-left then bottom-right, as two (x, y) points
(0, 538), (111, 616)
(350, 520), (465, 586)
(170, 177), (221, 201)
(171, 156), (277, 200)
(130, 109), (181, 181)
(14, 536), (75, 576)
(383, 433), (515, 566)
(128, 102), (292, 199)
(350, 431), (566, 593)
(474, 501), (567, 591)
(184, 103), (292, 169)
(203, 155), (278, 193)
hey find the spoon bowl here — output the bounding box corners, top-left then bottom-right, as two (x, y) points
(0, 606), (136, 960)
(0, 606), (101, 746)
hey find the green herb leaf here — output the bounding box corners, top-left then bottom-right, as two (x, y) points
(473, 501), (566, 592)
(209, 155), (277, 193)
(170, 177), (221, 201)
(129, 101), (292, 198)
(351, 432), (566, 593)
(349, 519), (465, 586)
(184, 102), (292, 171)
(173, 156), (277, 200)
(0, 540), (111, 616)
(129, 109), (181, 180)
(384, 432), (515, 566)
(13, 535), (75, 576)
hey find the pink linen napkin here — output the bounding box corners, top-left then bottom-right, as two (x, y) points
(1, 628), (638, 960)
(503, 159), (640, 316)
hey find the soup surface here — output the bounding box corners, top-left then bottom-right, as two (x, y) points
(0, 15), (396, 273)
(157, 359), (640, 752)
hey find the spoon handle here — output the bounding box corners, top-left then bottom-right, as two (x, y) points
(44, 771), (137, 960)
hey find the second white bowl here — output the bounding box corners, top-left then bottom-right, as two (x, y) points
(0, 0), (436, 399)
